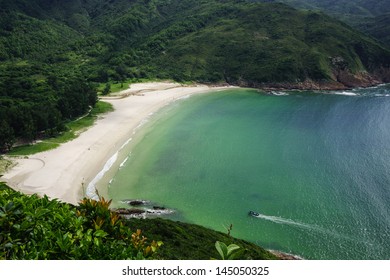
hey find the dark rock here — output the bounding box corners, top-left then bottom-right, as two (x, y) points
(121, 199), (150, 206)
(129, 200), (145, 206)
(153, 206), (166, 210)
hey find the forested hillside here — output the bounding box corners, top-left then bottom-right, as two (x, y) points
(255, 0), (390, 46)
(355, 14), (390, 47)
(259, 0), (390, 17)
(1, 0), (390, 151)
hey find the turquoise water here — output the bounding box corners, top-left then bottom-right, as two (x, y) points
(107, 85), (390, 259)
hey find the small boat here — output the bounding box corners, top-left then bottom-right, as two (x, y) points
(249, 211), (260, 217)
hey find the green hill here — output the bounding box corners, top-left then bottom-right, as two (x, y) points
(2, 0), (389, 86)
(141, 2), (390, 86)
(256, 0), (390, 17)
(254, 0), (390, 47)
(354, 14), (390, 47)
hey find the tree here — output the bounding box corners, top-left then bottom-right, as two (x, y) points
(102, 83), (111, 96)
(0, 120), (15, 152)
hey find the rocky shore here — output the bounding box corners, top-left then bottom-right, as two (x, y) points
(212, 68), (390, 91)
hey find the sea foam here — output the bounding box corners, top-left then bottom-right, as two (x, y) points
(271, 91), (289, 96)
(86, 152), (118, 200)
(86, 137), (134, 200)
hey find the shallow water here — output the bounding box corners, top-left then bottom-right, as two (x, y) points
(107, 84), (390, 259)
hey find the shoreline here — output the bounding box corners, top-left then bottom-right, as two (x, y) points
(3, 81), (387, 205)
(2, 82), (231, 205)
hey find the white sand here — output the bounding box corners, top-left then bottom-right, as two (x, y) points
(3, 82), (230, 204)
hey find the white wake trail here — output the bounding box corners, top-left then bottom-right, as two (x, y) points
(251, 212), (356, 242)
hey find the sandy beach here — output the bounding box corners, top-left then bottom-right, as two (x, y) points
(3, 82), (229, 204)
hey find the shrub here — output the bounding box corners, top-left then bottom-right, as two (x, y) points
(0, 184), (161, 260)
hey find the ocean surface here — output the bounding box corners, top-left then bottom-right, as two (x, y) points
(105, 84), (390, 259)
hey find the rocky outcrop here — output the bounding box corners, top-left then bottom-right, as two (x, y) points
(114, 199), (174, 218)
(211, 55), (390, 91)
(222, 69), (389, 91)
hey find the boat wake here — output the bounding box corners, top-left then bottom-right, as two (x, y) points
(252, 212), (315, 231)
(250, 212), (355, 242)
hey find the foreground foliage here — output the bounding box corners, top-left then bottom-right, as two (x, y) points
(128, 218), (278, 260)
(0, 183), (277, 260)
(214, 241), (244, 260)
(0, 183), (160, 260)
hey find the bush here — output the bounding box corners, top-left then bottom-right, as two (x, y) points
(0, 184), (161, 260)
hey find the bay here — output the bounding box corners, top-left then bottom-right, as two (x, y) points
(107, 85), (390, 259)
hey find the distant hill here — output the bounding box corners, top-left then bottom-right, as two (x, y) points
(354, 13), (390, 47)
(142, 1), (390, 87)
(256, 0), (390, 17)
(253, 0), (390, 47)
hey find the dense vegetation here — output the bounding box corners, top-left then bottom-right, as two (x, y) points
(355, 14), (390, 47)
(258, 0), (390, 17)
(0, 183), (277, 260)
(1, 0), (388, 84)
(147, 2), (390, 85)
(1, 0), (390, 152)
(0, 182), (161, 260)
(257, 0), (390, 47)
(0, 64), (97, 151)
(0, 2), (100, 151)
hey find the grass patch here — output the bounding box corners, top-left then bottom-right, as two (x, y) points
(7, 142), (60, 156)
(7, 101), (114, 156)
(97, 78), (171, 95)
(97, 79), (133, 94)
(109, 80), (133, 93)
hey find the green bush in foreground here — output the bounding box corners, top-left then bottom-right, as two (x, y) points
(0, 183), (160, 260)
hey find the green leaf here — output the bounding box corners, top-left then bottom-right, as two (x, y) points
(94, 237), (101, 247)
(227, 243), (240, 256)
(228, 248), (245, 260)
(215, 241), (228, 260)
(94, 230), (108, 238)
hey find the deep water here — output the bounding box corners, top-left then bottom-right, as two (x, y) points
(107, 84), (390, 259)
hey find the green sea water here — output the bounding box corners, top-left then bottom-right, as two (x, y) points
(107, 85), (390, 259)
